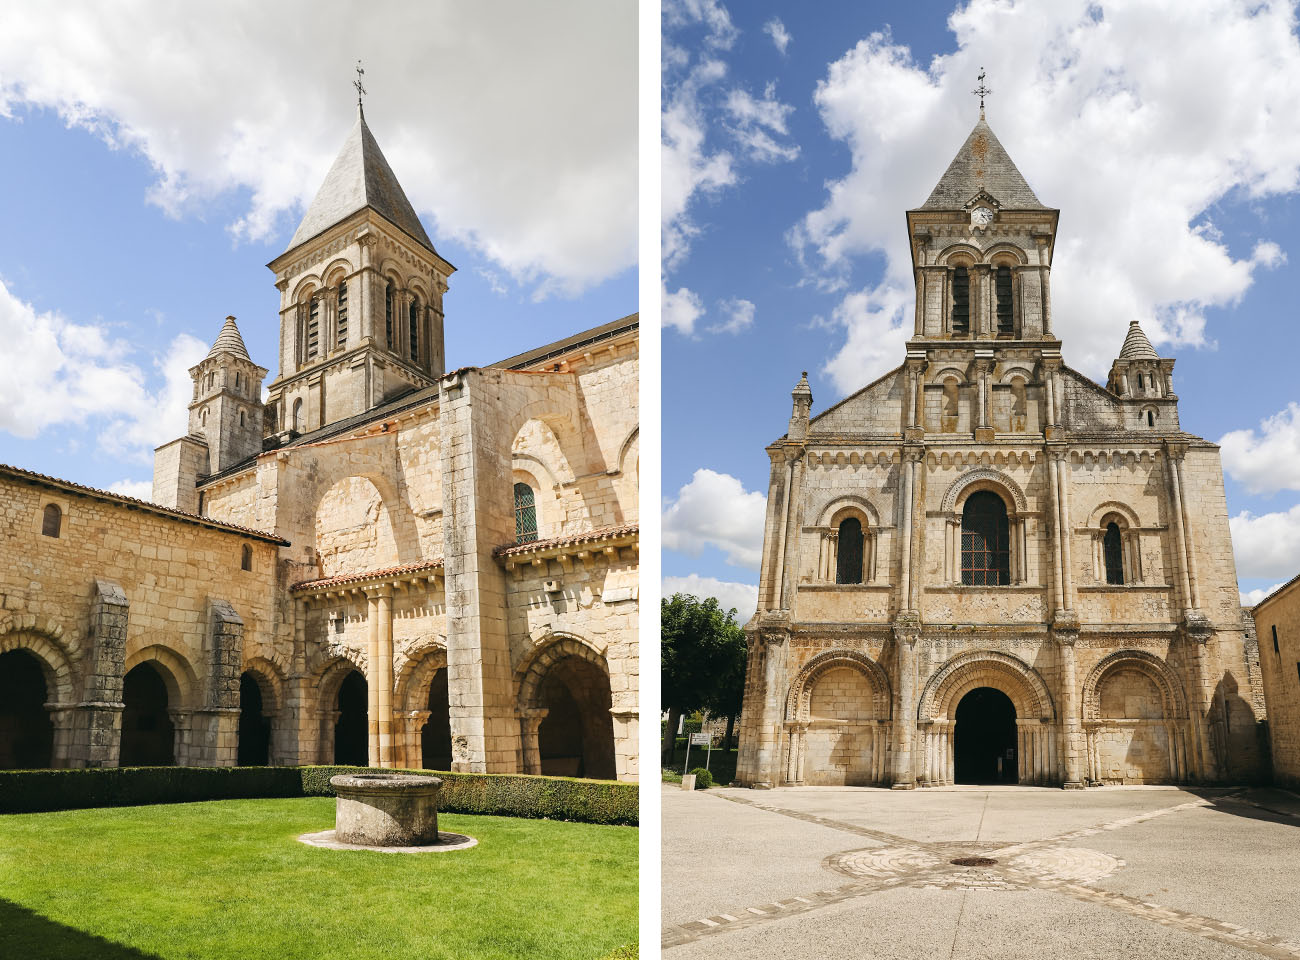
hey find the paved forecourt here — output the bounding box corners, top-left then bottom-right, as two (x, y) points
(662, 784), (1300, 959)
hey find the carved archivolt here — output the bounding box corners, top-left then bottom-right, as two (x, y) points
(785, 649), (892, 723)
(917, 649), (1054, 723)
(940, 467), (1028, 514)
(515, 633), (609, 710)
(1082, 650), (1186, 721)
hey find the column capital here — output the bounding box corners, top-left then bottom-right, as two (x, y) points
(1164, 440), (1189, 462)
(892, 613), (922, 645)
(1183, 612), (1213, 643)
(902, 445), (926, 464)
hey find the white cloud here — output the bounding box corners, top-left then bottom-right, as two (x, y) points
(0, 2), (634, 299)
(764, 18), (792, 55)
(794, 1), (1300, 395)
(663, 468), (767, 570)
(1241, 582), (1284, 607)
(108, 479), (155, 501)
(663, 284), (706, 336)
(1230, 504), (1300, 581)
(663, 574), (758, 621)
(1220, 402), (1300, 496)
(708, 297), (755, 334)
(724, 84), (799, 163)
(0, 277), (205, 459)
(663, 2), (798, 273)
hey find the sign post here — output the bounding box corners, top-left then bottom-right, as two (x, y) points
(689, 731), (711, 773)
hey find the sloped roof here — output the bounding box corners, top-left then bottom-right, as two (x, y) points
(1118, 320), (1160, 360)
(207, 316), (251, 361)
(287, 107), (436, 254)
(919, 117), (1046, 210)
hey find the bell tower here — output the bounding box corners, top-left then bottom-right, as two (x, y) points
(264, 101), (455, 436)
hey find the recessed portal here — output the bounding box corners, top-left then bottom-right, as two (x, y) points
(537, 656), (616, 780)
(237, 672), (271, 766)
(954, 686), (1017, 784)
(421, 669), (452, 770)
(0, 649), (54, 769)
(334, 670), (368, 766)
(120, 663), (175, 766)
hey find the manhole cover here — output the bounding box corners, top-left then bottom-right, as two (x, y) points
(950, 856), (998, 867)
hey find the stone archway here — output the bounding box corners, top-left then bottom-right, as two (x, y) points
(954, 687), (1018, 784)
(120, 663), (176, 766)
(421, 670), (453, 770)
(237, 672), (271, 766)
(1082, 651), (1189, 784)
(0, 649), (54, 769)
(334, 670), (368, 767)
(517, 637), (616, 780)
(783, 650), (892, 786)
(917, 651), (1056, 786)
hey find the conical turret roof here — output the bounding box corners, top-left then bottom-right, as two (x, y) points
(287, 107), (436, 255)
(919, 117), (1046, 210)
(208, 316), (251, 361)
(1118, 320), (1159, 360)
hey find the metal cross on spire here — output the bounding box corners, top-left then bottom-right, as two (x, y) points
(973, 68), (991, 118)
(354, 60), (367, 112)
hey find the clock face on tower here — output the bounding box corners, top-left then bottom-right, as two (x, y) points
(971, 206), (994, 227)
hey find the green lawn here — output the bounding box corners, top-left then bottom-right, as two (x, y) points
(0, 797), (636, 960)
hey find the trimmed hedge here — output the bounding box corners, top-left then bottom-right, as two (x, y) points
(0, 765), (637, 825)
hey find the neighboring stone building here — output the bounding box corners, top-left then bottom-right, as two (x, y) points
(1250, 581), (1300, 788)
(736, 112), (1265, 790)
(0, 105), (639, 781)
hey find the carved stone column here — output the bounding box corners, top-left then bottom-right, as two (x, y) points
(1055, 623), (1084, 788)
(519, 707), (548, 775)
(72, 579), (129, 767)
(891, 618), (921, 789)
(1163, 442), (1197, 616)
(751, 626), (791, 788)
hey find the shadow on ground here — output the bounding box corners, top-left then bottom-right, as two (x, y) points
(1184, 786), (1300, 828)
(0, 898), (163, 960)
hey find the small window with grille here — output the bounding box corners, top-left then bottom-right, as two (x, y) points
(41, 503), (62, 538)
(952, 266), (970, 335)
(961, 491), (1009, 586)
(514, 483), (537, 543)
(1103, 522), (1124, 584)
(336, 281), (348, 347)
(307, 296), (320, 359)
(996, 264), (1013, 335)
(409, 297), (420, 363)
(835, 517), (864, 584)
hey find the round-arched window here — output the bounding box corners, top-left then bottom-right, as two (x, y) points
(835, 517), (864, 584)
(961, 491), (1010, 586)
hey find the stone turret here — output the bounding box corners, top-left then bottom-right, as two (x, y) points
(152, 316), (267, 512)
(788, 371), (812, 441)
(1106, 320), (1174, 399)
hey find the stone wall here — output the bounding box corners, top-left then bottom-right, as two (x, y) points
(1253, 581), (1300, 788)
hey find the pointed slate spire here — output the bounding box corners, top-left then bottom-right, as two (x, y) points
(919, 117), (1045, 210)
(1118, 320), (1159, 360)
(287, 107), (437, 254)
(207, 316), (251, 361)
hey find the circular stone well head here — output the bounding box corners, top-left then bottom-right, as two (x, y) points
(330, 773), (444, 847)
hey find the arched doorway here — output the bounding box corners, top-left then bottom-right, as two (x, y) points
(537, 656), (616, 780)
(954, 687), (1017, 784)
(237, 672), (271, 766)
(334, 670), (368, 766)
(0, 649), (54, 769)
(420, 669), (452, 770)
(120, 663), (175, 766)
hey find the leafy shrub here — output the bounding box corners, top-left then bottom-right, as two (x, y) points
(0, 765), (637, 825)
(688, 767), (712, 789)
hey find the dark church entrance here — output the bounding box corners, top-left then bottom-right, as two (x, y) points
(334, 670), (368, 766)
(0, 649), (54, 769)
(421, 669), (453, 770)
(120, 663), (175, 766)
(237, 672), (271, 766)
(954, 687), (1018, 784)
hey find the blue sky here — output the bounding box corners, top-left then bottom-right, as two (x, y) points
(662, 0), (1300, 615)
(0, 2), (635, 499)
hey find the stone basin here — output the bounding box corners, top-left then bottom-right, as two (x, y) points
(330, 773), (443, 846)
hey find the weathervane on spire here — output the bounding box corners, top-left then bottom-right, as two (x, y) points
(354, 60), (367, 112)
(972, 68), (991, 118)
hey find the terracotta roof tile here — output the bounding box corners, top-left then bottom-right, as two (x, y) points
(495, 523), (638, 558)
(291, 557), (445, 593)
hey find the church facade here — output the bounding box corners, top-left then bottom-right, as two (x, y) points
(736, 114), (1264, 790)
(0, 107), (639, 781)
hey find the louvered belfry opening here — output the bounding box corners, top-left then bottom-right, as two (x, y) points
(306, 296), (320, 359)
(996, 264), (1013, 335)
(409, 297), (420, 363)
(952, 266), (970, 334)
(514, 482), (538, 543)
(836, 517), (864, 584)
(961, 491), (1010, 586)
(385, 283), (395, 349)
(336, 280), (348, 347)
(1104, 522), (1124, 585)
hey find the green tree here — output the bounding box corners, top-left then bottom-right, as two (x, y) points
(661, 593), (748, 764)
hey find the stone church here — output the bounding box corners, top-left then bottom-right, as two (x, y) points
(736, 112), (1264, 790)
(0, 105), (639, 781)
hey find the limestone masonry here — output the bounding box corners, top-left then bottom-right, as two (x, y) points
(0, 105), (638, 781)
(736, 113), (1265, 790)
(1248, 581), (1300, 788)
